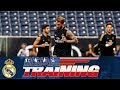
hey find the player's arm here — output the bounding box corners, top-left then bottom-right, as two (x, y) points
(33, 36), (45, 48)
(32, 47), (37, 56)
(112, 35), (116, 48)
(49, 37), (52, 51)
(66, 31), (78, 44)
(48, 37), (52, 56)
(26, 50), (29, 56)
(17, 49), (22, 56)
(111, 35), (116, 53)
(49, 42), (52, 55)
(49, 42), (52, 51)
(91, 52), (97, 57)
(85, 51), (89, 56)
(98, 34), (106, 48)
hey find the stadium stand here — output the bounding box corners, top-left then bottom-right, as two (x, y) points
(0, 11), (119, 37)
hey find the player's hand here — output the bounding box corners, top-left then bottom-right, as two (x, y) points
(49, 49), (52, 56)
(61, 36), (67, 42)
(108, 40), (113, 46)
(39, 44), (46, 48)
(44, 43), (49, 46)
(53, 55), (57, 57)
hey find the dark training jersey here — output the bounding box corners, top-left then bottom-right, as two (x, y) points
(37, 34), (51, 57)
(98, 33), (116, 56)
(53, 27), (72, 57)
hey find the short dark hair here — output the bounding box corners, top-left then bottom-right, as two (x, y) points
(41, 24), (49, 32)
(106, 22), (113, 27)
(56, 16), (65, 24)
(21, 43), (27, 46)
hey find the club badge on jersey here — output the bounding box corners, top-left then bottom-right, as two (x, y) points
(54, 34), (65, 43)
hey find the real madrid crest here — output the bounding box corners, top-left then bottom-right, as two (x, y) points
(2, 59), (16, 78)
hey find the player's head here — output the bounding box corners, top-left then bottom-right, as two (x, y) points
(21, 43), (27, 50)
(41, 24), (50, 34)
(116, 45), (120, 51)
(105, 22), (113, 34)
(56, 16), (65, 30)
(88, 43), (92, 49)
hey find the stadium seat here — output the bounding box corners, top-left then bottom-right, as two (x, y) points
(21, 30), (29, 36)
(85, 11), (94, 18)
(0, 11), (119, 37)
(69, 26), (78, 36)
(31, 30), (39, 36)
(30, 26), (38, 31)
(76, 11), (84, 18)
(2, 25), (10, 31)
(12, 30), (20, 36)
(1, 16), (9, 22)
(39, 11), (47, 18)
(88, 26), (97, 36)
(1, 21), (10, 26)
(96, 21), (104, 27)
(116, 27), (120, 36)
(48, 11), (56, 18)
(29, 11), (37, 17)
(2, 30), (11, 36)
(57, 11), (66, 18)
(11, 21), (19, 26)
(19, 11), (28, 17)
(78, 26), (87, 36)
(87, 21), (95, 27)
(67, 11), (75, 18)
(29, 17), (38, 22)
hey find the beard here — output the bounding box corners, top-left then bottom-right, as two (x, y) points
(57, 26), (63, 30)
(45, 31), (49, 35)
(108, 30), (112, 33)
